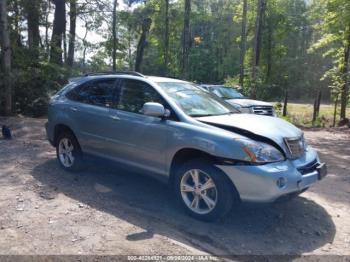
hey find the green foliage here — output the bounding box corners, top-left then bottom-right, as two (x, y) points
(274, 102), (283, 115)
(2, 0), (350, 118)
(12, 48), (69, 116)
(277, 102), (350, 127)
(309, 0), (350, 103)
(224, 75), (239, 87)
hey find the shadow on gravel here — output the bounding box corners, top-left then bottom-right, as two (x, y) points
(304, 131), (350, 205)
(31, 158), (336, 257)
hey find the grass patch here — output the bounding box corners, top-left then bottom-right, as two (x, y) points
(274, 102), (350, 128)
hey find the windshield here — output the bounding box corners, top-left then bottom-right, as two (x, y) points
(157, 82), (238, 117)
(211, 86), (244, 99)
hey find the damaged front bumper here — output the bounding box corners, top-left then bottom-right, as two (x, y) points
(217, 146), (327, 203)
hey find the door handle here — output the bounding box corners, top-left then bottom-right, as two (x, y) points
(110, 115), (120, 121)
(70, 107), (78, 112)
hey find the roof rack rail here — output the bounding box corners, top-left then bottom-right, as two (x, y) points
(84, 71), (145, 77)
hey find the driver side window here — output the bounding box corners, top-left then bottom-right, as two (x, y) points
(117, 79), (164, 114)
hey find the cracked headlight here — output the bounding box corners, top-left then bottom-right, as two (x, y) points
(237, 138), (285, 163)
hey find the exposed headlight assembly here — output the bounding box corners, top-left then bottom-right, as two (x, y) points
(237, 138), (285, 163)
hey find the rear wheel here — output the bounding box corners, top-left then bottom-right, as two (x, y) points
(56, 131), (83, 172)
(174, 158), (239, 221)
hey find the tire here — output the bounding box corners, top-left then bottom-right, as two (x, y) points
(56, 131), (83, 172)
(174, 158), (239, 222)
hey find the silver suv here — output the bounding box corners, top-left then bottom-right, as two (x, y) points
(200, 85), (275, 116)
(46, 72), (327, 221)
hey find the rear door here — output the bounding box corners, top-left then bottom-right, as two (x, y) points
(65, 78), (119, 154)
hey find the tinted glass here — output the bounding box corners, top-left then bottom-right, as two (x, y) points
(66, 79), (116, 107)
(117, 79), (164, 114)
(157, 82), (238, 117)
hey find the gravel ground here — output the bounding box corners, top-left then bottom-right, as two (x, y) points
(0, 116), (349, 258)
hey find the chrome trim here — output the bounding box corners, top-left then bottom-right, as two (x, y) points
(251, 106), (274, 116)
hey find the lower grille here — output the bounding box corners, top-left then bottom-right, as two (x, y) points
(297, 159), (318, 175)
(284, 136), (305, 159)
(252, 106), (274, 116)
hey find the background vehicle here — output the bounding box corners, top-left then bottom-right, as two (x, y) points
(200, 85), (276, 116)
(46, 72), (326, 221)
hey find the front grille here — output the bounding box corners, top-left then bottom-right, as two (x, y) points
(297, 159), (318, 175)
(252, 106), (274, 116)
(284, 136), (305, 159)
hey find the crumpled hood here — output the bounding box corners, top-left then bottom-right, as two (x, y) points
(226, 98), (272, 107)
(197, 113), (302, 149)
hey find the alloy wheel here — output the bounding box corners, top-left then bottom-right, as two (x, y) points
(180, 169), (218, 215)
(58, 137), (75, 168)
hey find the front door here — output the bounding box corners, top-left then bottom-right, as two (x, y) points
(107, 79), (172, 176)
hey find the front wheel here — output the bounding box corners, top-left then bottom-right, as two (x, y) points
(56, 131), (83, 172)
(174, 158), (239, 221)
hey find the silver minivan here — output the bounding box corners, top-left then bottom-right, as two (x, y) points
(46, 72), (327, 221)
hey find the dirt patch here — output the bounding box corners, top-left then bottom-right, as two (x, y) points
(0, 117), (349, 256)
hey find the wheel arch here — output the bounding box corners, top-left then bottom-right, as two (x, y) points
(53, 124), (78, 147)
(168, 148), (239, 197)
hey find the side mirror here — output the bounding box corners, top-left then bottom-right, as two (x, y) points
(142, 102), (169, 118)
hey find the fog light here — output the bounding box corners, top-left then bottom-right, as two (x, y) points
(276, 177), (287, 188)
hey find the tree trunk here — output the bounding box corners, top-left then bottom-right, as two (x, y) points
(312, 95), (317, 124)
(251, 0), (266, 99)
(128, 31), (132, 70)
(266, 22), (272, 82)
(25, 0), (40, 48)
(45, 0), (51, 55)
(67, 0), (76, 67)
(239, 0), (248, 87)
(135, 18), (152, 72)
(50, 0), (66, 65)
(126, 1), (133, 70)
(164, 0), (170, 75)
(63, 27), (67, 63)
(82, 23), (88, 73)
(182, 0), (191, 80)
(316, 90), (322, 115)
(283, 90), (288, 117)
(112, 0), (118, 71)
(0, 0), (12, 115)
(255, 1), (265, 66)
(340, 29), (350, 119)
(312, 90), (322, 124)
(13, 0), (22, 47)
(333, 94), (339, 127)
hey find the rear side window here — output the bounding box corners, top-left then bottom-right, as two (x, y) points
(66, 79), (116, 107)
(117, 79), (164, 114)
